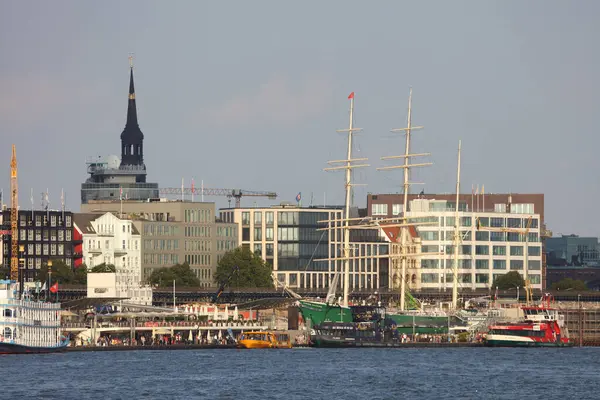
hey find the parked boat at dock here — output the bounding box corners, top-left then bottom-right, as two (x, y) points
(484, 295), (573, 347)
(0, 280), (69, 354)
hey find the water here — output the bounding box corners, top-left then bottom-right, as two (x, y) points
(2, 348), (599, 399)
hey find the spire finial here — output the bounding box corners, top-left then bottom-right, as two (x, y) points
(128, 53), (134, 69)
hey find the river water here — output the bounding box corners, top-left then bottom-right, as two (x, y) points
(1, 348), (598, 399)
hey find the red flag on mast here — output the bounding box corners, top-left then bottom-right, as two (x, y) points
(49, 282), (58, 293)
(348, 92), (355, 99)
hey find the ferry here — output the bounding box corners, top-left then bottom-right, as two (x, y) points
(0, 280), (69, 354)
(237, 331), (291, 349)
(485, 295), (572, 347)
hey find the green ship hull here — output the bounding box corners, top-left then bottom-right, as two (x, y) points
(298, 301), (451, 334)
(298, 300), (353, 325)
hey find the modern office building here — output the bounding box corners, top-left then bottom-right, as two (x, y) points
(368, 192), (550, 288)
(81, 200), (237, 287)
(546, 235), (600, 267)
(73, 212), (151, 304)
(1, 210), (75, 282)
(400, 198), (543, 291)
(81, 62), (159, 204)
(219, 205), (389, 290)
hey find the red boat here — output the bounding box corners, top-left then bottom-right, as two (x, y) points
(485, 295), (572, 347)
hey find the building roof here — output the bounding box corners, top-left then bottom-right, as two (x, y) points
(73, 212), (140, 235)
(73, 213), (97, 234)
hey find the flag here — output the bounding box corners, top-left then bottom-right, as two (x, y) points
(296, 192), (301, 202)
(348, 92), (355, 99)
(475, 185), (479, 195)
(119, 187), (123, 201)
(481, 185), (485, 195)
(471, 184), (474, 195)
(49, 282), (58, 294)
(191, 179), (195, 194)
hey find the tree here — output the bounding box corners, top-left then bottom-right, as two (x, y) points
(36, 259), (74, 284)
(0, 265), (9, 280)
(215, 246), (274, 289)
(148, 262), (200, 287)
(551, 278), (587, 291)
(90, 263), (116, 273)
(491, 271), (525, 291)
(72, 264), (88, 285)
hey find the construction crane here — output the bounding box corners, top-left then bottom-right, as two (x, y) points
(10, 145), (18, 282)
(159, 187), (277, 208)
(476, 216), (534, 305)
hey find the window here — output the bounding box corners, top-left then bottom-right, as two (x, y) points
(490, 218), (504, 227)
(265, 243), (274, 256)
(510, 246), (524, 256)
(278, 227), (298, 241)
(476, 259), (489, 269)
(254, 227), (262, 241)
(475, 245), (489, 255)
(254, 243), (262, 255)
(511, 203), (534, 214)
(421, 259), (439, 269)
(461, 245), (472, 255)
(50, 215), (56, 227)
(241, 212), (250, 225)
(58, 230), (64, 241)
(493, 260), (506, 270)
(254, 211), (262, 226)
(265, 212), (274, 226)
(392, 204), (402, 216)
(122, 225), (126, 233)
(419, 231), (439, 241)
(122, 240), (126, 250)
(510, 260), (523, 270)
(371, 204), (388, 216)
(242, 228), (250, 241)
(528, 246), (541, 256)
(494, 204), (507, 213)
(475, 231), (489, 241)
(476, 274), (489, 284)
(460, 217), (472, 227)
(493, 246), (506, 256)
(528, 260), (541, 270)
(421, 273), (439, 283)
(490, 232), (505, 242)
(507, 218), (522, 228)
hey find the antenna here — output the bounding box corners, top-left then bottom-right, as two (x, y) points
(324, 92), (369, 307)
(452, 140), (462, 310)
(377, 88), (433, 311)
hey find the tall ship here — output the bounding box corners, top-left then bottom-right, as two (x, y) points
(298, 90), (451, 337)
(485, 295), (572, 347)
(0, 280), (68, 354)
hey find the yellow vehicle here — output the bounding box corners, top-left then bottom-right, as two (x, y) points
(237, 331), (292, 349)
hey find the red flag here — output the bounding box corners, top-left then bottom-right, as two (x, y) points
(49, 282), (58, 293)
(191, 179), (195, 194)
(348, 92), (355, 99)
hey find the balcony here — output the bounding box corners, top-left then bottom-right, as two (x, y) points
(114, 248), (128, 256)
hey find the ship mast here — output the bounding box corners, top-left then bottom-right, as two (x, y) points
(10, 145), (19, 283)
(452, 140), (462, 310)
(378, 88), (432, 310)
(325, 92), (368, 307)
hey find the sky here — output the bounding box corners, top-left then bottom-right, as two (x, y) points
(0, 1), (598, 236)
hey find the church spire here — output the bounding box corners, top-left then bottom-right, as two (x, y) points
(120, 55), (145, 167)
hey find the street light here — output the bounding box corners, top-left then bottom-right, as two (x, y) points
(46, 260), (53, 301)
(578, 294), (581, 310)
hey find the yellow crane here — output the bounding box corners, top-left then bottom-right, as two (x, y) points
(10, 145), (18, 282)
(476, 216), (534, 305)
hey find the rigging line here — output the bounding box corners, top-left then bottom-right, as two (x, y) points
(302, 229), (328, 272)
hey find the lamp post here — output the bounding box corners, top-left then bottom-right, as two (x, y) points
(46, 260), (53, 302)
(18, 245), (25, 297)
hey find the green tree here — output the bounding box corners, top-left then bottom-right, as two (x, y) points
(72, 264), (88, 285)
(551, 278), (588, 291)
(90, 263), (116, 273)
(215, 246), (274, 289)
(0, 265), (9, 280)
(148, 262), (200, 287)
(36, 259), (74, 284)
(491, 271), (525, 291)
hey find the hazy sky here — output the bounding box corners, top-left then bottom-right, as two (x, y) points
(0, 1), (598, 236)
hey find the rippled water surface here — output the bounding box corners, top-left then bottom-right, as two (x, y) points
(1, 348), (599, 399)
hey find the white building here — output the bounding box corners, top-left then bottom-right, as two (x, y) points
(219, 205), (388, 291)
(74, 212), (151, 304)
(405, 199), (543, 291)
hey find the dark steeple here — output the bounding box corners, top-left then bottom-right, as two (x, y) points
(120, 57), (145, 168)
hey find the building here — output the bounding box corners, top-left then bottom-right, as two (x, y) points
(546, 235), (600, 267)
(546, 266), (600, 290)
(219, 205), (389, 290)
(81, 62), (159, 204)
(1, 210), (75, 282)
(369, 192), (550, 287)
(399, 198), (543, 291)
(80, 200), (237, 287)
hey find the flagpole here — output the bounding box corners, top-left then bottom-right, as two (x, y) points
(191, 178), (195, 203)
(120, 186), (123, 217)
(30, 188), (34, 221)
(201, 180), (204, 202)
(61, 188), (65, 222)
(181, 178), (184, 202)
(471, 184), (474, 212)
(482, 185), (485, 212)
(477, 185), (480, 212)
